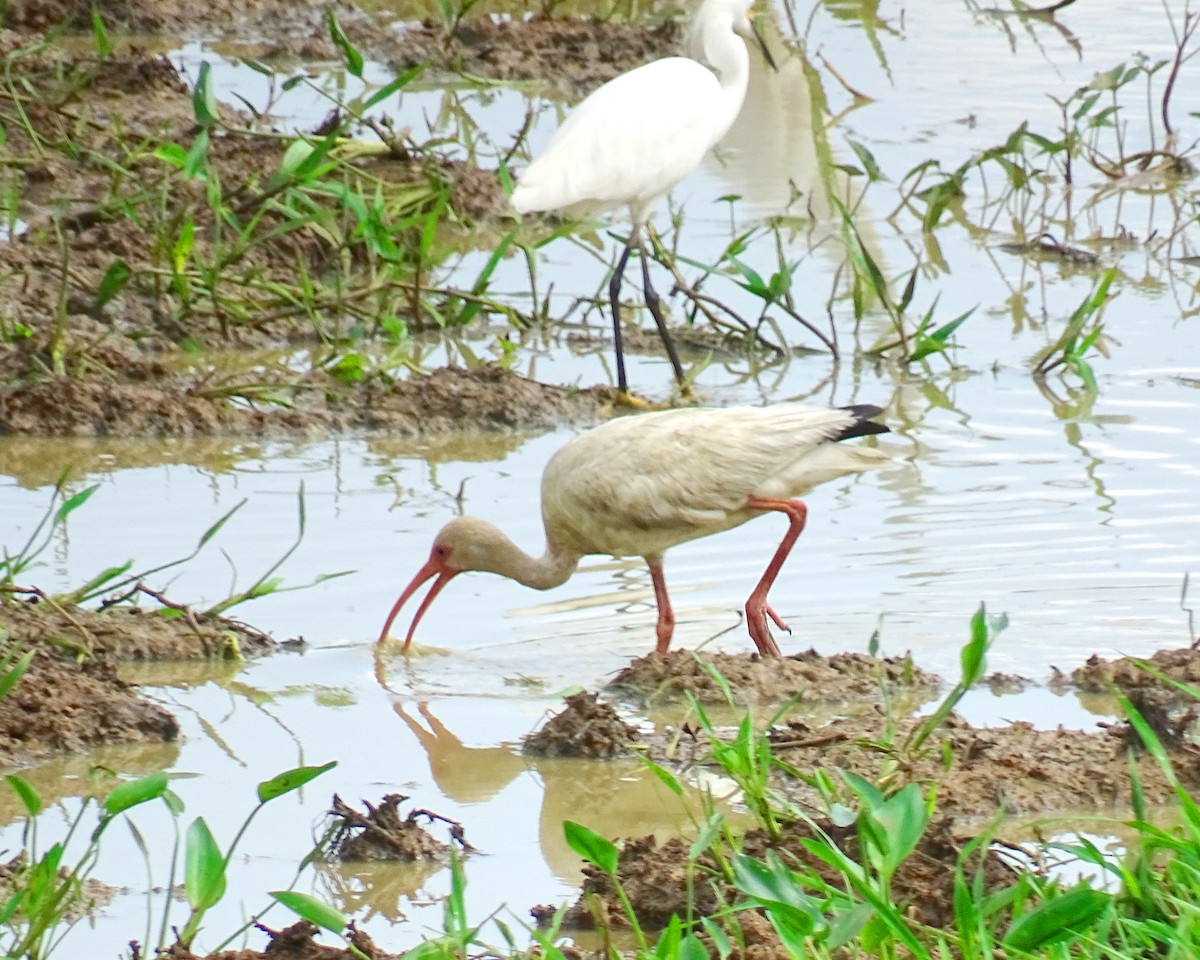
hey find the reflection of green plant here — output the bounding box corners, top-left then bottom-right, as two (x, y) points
(1032, 268), (1116, 391)
(0, 476), (352, 629)
(0, 762), (335, 958)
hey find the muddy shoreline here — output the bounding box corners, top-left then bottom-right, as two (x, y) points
(0, 0), (690, 439)
(4, 583), (1199, 958)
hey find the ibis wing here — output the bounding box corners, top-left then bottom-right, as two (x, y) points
(541, 405), (884, 557)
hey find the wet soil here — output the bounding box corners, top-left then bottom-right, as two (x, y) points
(529, 648), (1200, 939)
(1072, 646), (1200, 698)
(0, 644), (179, 766)
(0, 0), (693, 436)
(0, 598), (284, 764)
(157, 920), (393, 960)
(0, 358), (617, 436)
(646, 707), (1200, 821)
(535, 814), (1015, 938)
(608, 649), (941, 705)
(523, 690), (640, 757)
(380, 17), (683, 97)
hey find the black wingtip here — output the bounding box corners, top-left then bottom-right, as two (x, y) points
(835, 404), (890, 441)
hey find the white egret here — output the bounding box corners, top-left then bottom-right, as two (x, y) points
(511, 0), (776, 400)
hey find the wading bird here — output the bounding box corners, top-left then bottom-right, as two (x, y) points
(378, 403), (889, 657)
(511, 0), (776, 402)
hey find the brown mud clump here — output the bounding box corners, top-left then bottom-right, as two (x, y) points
(523, 691), (640, 758)
(0, 596), (279, 660)
(1072, 646), (1200, 699)
(381, 17), (683, 96)
(155, 920), (393, 960)
(328, 794), (474, 862)
(1069, 647), (1200, 744)
(608, 649), (940, 704)
(534, 816), (1013, 935)
(0, 645), (178, 766)
(0, 596), (288, 764)
(758, 711), (1200, 820)
(0, 363), (616, 437)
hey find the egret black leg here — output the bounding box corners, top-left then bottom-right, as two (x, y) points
(638, 241), (687, 389)
(609, 239), (635, 396)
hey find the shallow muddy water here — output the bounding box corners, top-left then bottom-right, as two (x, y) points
(2, 0), (1200, 955)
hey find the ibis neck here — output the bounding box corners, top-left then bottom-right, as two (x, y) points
(490, 535), (580, 592)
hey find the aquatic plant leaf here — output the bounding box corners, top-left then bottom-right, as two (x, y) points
(257, 761), (336, 803)
(640, 757), (684, 798)
(184, 817), (226, 911)
(0, 647), (34, 701)
(962, 605), (990, 686)
(563, 820), (618, 875)
(191, 62), (218, 128)
(271, 890), (347, 933)
(96, 260), (131, 308)
(5, 774), (41, 816)
(677, 933), (708, 960)
(326, 10), (363, 78)
(53, 485), (99, 525)
(105, 771), (169, 816)
(872, 784), (927, 874)
(90, 7), (111, 57)
(1002, 885), (1110, 951)
(362, 65), (424, 111)
(654, 915), (681, 960)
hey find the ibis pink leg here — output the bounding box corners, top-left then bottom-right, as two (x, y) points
(743, 495), (809, 657)
(648, 558), (676, 655)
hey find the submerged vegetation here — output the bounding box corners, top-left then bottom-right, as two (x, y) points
(0, 0), (1199, 957)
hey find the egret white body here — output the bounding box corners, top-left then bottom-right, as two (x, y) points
(511, 0), (773, 396)
(379, 403), (889, 657)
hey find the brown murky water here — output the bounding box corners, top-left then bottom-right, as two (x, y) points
(1, 0), (1199, 955)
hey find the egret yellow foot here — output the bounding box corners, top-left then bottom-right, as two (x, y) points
(613, 390), (667, 410)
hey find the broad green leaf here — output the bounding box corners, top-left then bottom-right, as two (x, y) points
(362, 64), (425, 111)
(185, 817), (226, 910)
(90, 6), (111, 57)
(271, 890), (347, 933)
(5, 774), (41, 816)
(326, 10), (364, 77)
(257, 761), (336, 803)
(0, 648), (34, 700)
(677, 933), (708, 960)
(182, 130), (209, 180)
(96, 259), (132, 308)
(105, 771), (169, 816)
(1002, 886), (1110, 951)
(962, 605), (990, 685)
(191, 61), (218, 128)
(563, 820), (619, 875)
(654, 915), (681, 960)
(154, 143), (188, 168)
(53, 484), (99, 525)
(873, 784), (927, 873)
(640, 757), (684, 798)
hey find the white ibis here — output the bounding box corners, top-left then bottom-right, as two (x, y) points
(511, 0), (775, 400)
(378, 403), (889, 657)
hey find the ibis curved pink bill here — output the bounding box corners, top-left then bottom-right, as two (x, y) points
(378, 403), (889, 657)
